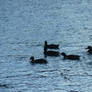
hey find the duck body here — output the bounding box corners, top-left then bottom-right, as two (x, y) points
(61, 52), (80, 60)
(44, 47), (60, 57)
(30, 56), (47, 64)
(44, 41), (59, 49)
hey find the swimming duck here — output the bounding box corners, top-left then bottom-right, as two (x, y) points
(30, 56), (47, 64)
(86, 46), (92, 54)
(61, 52), (80, 60)
(44, 47), (60, 57)
(44, 41), (59, 49)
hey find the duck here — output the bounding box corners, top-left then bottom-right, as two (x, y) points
(30, 56), (47, 64)
(44, 41), (59, 49)
(61, 52), (80, 60)
(86, 46), (92, 54)
(44, 47), (60, 57)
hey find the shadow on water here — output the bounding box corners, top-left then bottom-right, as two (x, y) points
(0, 83), (14, 89)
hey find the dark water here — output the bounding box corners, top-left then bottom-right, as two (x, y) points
(0, 0), (92, 92)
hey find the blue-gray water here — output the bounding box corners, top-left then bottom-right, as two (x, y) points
(0, 0), (92, 92)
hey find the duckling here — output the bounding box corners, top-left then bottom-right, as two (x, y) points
(44, 47), (60, 57)
(44, 41), (59, 49)
(61, 52), (80, 60)
(86, 46), (92, 54)
(30, 56), (47, 64)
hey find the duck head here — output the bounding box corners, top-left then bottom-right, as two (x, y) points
(61, 52), (66, 56)
(86, 46), (92, 49)
(30, 56), (34, 61)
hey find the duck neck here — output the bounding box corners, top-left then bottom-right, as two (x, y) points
(62, 53), (67, 58)
(45, 41), (47, 46)
(44, 47), (47, 54)
(31, 57), (34, 63)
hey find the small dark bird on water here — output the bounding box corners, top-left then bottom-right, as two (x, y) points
(61, 52), (80, 60)
(30, 56), (47, 64)
(44, 47), (60, 57)
(86, 46), (92, 54)
(44, 41), (59, 49)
